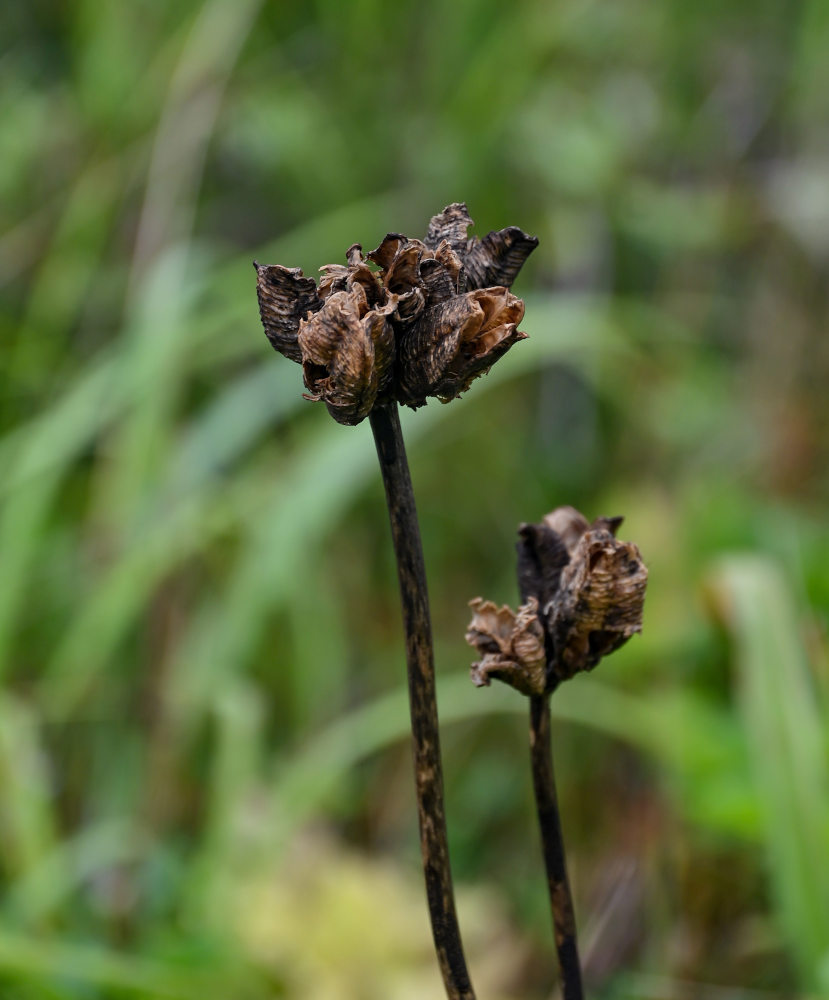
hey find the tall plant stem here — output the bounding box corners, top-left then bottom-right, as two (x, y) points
(530, 693), (584, 1000)
(369, 403), (475, 1000)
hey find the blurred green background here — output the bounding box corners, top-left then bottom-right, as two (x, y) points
(2, 0), (829, 997)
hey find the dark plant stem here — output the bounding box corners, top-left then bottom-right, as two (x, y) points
(369, 403), (475, 1000)
(530, 693), (584, 1000)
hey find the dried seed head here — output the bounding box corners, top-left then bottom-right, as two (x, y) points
(255, 204), (538, 424)
(471, 506), (648, 695)
(466, 597), (547, 696)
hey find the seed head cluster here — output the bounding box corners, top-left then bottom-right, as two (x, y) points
(255, 203), (538, 425)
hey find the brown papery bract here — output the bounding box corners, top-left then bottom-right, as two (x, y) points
(298, 286), (394, 426)
(396, 287), (525, 406)
(255, 263), (321, 362)
(466, 597), (547, 697)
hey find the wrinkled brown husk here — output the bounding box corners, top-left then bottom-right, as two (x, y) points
(424, 202), (539, 290)
(396, 287), (525, 406)
(298, 286), (394, 426)
(466, 597), (547, 696)
(255, 263), (321, 362)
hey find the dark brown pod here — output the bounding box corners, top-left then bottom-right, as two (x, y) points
(255, 262), (322, 363)
(298, 285), (394, 426)
(545, 520), (648, 681)
(396, 286), (526, 407)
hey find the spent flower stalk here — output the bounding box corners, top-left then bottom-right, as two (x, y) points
(255, 203), (538, 998)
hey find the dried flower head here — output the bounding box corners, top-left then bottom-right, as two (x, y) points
(255, 204), (538, 424)
(466, 506), (647, 695)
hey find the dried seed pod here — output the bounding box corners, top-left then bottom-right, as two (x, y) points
(546, 522), (648, 681)
(470, 506), (647, 695)
(466, 597), (547, 696)
(298, 286), (394, 426)
(516, 519), (572, 610)
(255, 263), (322, 363)
(396, 286), (526, 407)
(424, 202), (539, 290)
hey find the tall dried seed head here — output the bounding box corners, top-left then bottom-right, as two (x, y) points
(254, 204), (538, 424)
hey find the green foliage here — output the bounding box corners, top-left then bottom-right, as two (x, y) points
(710, 559), (829, 993)
(1, 0), (828, 996)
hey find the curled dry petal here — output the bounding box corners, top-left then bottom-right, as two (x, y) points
(366, 233), (407, 272)
(396, 287), (526, 406)
(255, 263), (322, 363)
(463, 226), (541, 290)
(318, 245), (384, 306)
(317, 264), (350, 300)
(434, 241), (464, 292)
(424, 203), (475, 256)
(466, 597), (547, 697)
(298, 288), (394, 426)
(367, 235), (464, 313)
(390, 285), (425, 324)
(384, 241), (425, 296)
(423, 202), (539, 291)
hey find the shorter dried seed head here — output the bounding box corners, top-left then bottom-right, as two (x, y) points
(470, 506), (648, 695)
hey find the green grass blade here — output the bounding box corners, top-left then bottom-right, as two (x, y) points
(711, 556), (829, 993)
(0, 696), (57, 882)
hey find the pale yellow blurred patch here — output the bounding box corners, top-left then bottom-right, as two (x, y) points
(227, 830), (532, 1000)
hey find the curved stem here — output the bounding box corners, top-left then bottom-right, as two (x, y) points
(369, 403), (475, 1000)
(530, 693), (584, 1000)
